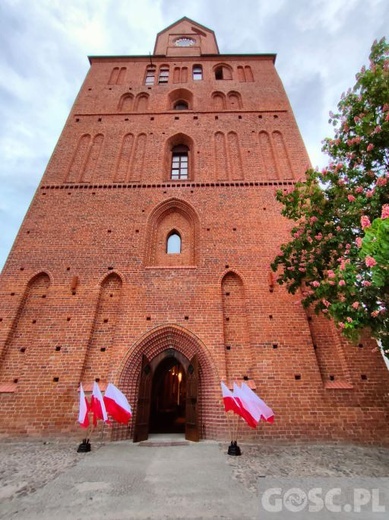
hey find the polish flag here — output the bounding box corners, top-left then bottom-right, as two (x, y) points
(78, 383), (89, 428)
(90, 381), (109, 425)
(232, 383), (258, 429)
(241, 382), (274, 423)
(103, 383), (132, 424)
(221, 382), (242, 415)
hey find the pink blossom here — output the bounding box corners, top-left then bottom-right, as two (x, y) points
(339, 280), (346, 286)
(327, 270), (336, 279)
(386, 113), (389, 122)
(376, 177), (388, 187)
(383, 103), (389, 112)
(367, 143), (374, 152)
(315, 233), (323, 240)
(338, 322), (345, 329)
(298, 267), (306, 272)
(336, 226), (342, 232)
(347, 317), (353, 323)
(365, 256), (377, 267)
(356, 237), (363, 248)
(352, 301), (360, 309)
(371, 310), (380, 318)
(347, 194), (356, 202)
(361, 216), (371, 229)
(309, 216), (318, 224)
(322, 299), (331, 308)
(381, 204), (389, 219)
(373, 125), (382, 134)
(355, 186), (363, 193)
(362, 281), (372, 287)
(366, 189), (375, 198)
(311, 281), (320, 287)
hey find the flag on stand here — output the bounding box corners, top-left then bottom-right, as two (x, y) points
(221, 382), (242, 415)
(233, 382), (258, 428)
(241, 383), (274, 423)
(103, 383), (132, 424)
(90, 381), (109, 426)
(78, 383), (89, 428)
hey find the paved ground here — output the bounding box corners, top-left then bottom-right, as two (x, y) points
(0, 435), (388, 519)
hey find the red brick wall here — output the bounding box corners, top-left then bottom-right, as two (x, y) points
(0, 29), (388, 443)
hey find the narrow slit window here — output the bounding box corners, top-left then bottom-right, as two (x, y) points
(171, 145), (189, 180)
(167, 232), (181, 254)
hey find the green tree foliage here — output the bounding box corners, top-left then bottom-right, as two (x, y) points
(271, 38), (389, 358)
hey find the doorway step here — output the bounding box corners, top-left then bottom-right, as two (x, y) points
(138, 433), (190, 447)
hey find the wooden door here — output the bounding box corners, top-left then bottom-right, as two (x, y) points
(185, 354), (199, 442)
(133, 355), (152, 442)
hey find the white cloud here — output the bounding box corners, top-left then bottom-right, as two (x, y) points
(1, 0), (388, 269)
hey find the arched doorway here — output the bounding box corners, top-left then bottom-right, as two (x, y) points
(133, 349), (199, 442)
(150, 357), (186, 434)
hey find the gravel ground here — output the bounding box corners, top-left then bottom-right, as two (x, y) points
(1, 439), (388, 502)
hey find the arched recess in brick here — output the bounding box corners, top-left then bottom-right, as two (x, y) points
(212, 91), (226, 110)
(0, 272), (51, 384)
(221, 271), (253, 385)
(108, 67), (119, 85)
(227, 91), (242, 109)
(163, 133), (195, 181)
(214, 132), (228, 180)
(117, 67), (127, 85)
(237, 66), (245, 82)
(135, 93), (149, 112)
(144, 198), (200, 267)
(80, 133), (104, 183)
(112, 324), (222, 441)
(272, 131), (293, 179)
(306, 310), (352, 387)
(129, 133), (147, 182)
(80, 272), (123, 386)
(65, 134), (91, 183)
(227, 131), (244, 180)
(258, 130), (278, 180)
(118, 93), (134, 111)
(168, 88), (194, 110)
(115, 133), (134, 182)
(244, 66), (254, 82)
(214, 63), (233, 80)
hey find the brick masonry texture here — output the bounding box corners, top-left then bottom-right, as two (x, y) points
(0, 18), (388, 443)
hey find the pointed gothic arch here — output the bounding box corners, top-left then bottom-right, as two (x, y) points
(144, 197), (200, 267)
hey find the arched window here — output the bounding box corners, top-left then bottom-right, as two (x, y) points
(145, 66), (156, 86)
(171, 145), (189, 180)
(214, 65), (232, 80)
(174, 100), (189, 110)
(193, 65), (203, 81)
(158, 66), (169, 84)
(167, 231), (181, 254)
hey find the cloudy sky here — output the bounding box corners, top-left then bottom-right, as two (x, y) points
(0, 0), (388, 270)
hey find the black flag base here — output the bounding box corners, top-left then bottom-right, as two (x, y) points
(227, 440), (241, 456)
(77, 438), (91, 453)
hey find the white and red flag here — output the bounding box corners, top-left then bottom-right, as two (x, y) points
(90, 381), (109, 426)
(233, 382), (258, 428)
(103, 383), (132, 424)
(78, 383), (89, 428)
(241, 382), (274, 423)
(221, 381), (242, 415)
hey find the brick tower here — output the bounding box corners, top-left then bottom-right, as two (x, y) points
(1, 18), (388, 442)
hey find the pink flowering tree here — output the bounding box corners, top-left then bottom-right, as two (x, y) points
(271, 38), (389, 358)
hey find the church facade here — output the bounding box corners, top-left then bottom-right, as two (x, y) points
(0, 18), (388, 443)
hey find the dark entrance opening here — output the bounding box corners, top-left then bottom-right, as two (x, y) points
(149, 357), (186, 433)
